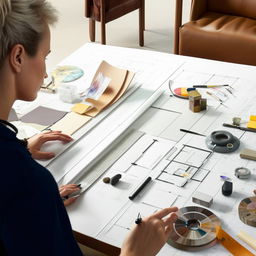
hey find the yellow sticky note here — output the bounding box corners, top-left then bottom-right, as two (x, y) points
(249, 115), (256, 121)
(72, 103), (92, 114)
(247, 120), (256, 129)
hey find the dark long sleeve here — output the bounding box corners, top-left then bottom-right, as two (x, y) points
(0, 125), (83, 256)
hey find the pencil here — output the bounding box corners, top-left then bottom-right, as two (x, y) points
(223, 123), (256, 133)
(193, 84), (229, 88)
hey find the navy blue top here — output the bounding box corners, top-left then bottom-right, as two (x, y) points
(0, 123), (83, 255)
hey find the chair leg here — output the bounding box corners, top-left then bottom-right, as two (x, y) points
(100, 0), (106, 44)
(101, 22), (106, 45)
(89, 18), (95, 42)
(139, 0), (145, 46)
(174, 0), (183, 54)
(141, 0), (145, 31)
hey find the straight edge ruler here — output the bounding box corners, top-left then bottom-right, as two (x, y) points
(216, 226), (255, 256)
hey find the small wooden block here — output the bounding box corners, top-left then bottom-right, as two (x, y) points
(240, 148), (256, 161)
(188, 90), (201, 99)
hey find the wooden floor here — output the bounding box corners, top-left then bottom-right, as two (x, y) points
(79, 244), (108, 256)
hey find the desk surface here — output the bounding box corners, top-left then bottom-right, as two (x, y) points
(15, 43), (256, 255)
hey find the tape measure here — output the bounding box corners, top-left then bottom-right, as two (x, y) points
(216, 226), (254, 256)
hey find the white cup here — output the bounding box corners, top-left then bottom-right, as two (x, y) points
(58, 83), (79, 103)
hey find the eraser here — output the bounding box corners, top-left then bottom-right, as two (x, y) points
(222, 180), (233, 196)
(192, 191), (213, 207)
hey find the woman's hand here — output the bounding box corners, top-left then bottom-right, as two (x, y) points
(120, 207), (178, 256)
(27, 130), (72, 160)
(59, 184), (81, 206)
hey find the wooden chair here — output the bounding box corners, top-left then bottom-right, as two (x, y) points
(174, 0), (256, 65)
(85, 0), (145, 46)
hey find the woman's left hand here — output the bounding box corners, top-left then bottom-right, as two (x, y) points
(27, 130), (73, 160)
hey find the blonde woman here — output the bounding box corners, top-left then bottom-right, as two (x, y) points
(0, 1), (178, 255)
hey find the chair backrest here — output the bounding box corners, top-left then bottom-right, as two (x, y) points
(85, 0), (93, 17)
(191, 0), (256, 20)
(85, 0), (141, 22)
(208, 0), (256, 19)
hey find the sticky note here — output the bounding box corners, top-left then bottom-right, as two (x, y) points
(247, 120), (256, 129)
(249, 115), (256, 121)
(247, 115), (256, 129)
(72, 103), (92, 114)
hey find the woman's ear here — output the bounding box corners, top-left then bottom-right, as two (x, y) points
(9, 44), (26, 73)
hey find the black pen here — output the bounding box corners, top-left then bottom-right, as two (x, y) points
(135, 213), (142, 225)
(223, 123), (256, 133)
(180, 128), (206, 137)
(129, 177), (152, 200)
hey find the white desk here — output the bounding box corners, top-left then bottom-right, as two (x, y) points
(15, 44), (256, 255)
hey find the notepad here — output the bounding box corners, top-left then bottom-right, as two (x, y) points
(247, 115), (256, 129)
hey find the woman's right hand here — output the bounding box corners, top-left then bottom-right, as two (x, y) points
(120, 207), (178, 256)
(59, 184), (81, 207)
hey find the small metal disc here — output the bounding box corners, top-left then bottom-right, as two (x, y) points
(226, 143), (234, 149)
(235, 167), (251, 179)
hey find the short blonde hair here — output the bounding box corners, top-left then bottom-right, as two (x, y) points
(0, 0), (57, 66)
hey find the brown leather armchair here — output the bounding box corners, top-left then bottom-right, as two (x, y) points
(174, 0), (256, 65)
(85, 0), (145, 46)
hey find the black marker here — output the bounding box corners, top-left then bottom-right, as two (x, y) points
(180, 128), (206, 137)
(129, 177), (152, 200)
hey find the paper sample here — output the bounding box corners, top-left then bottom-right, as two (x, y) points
(83, 72), (111, 100)
(85, 61), (133, 117)
(71, 103), (92, 114)
(20, 106), (67, 127)
(50, 112), (91, 135)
